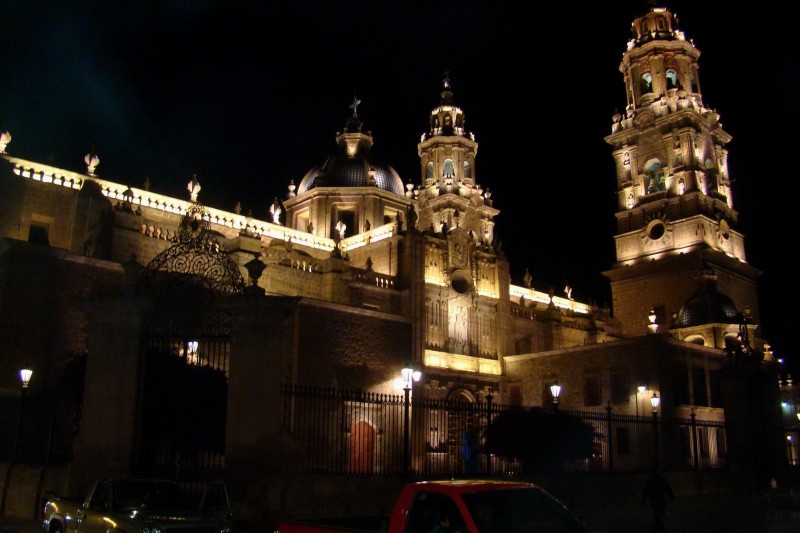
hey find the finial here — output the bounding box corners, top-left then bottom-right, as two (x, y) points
(187, 174), (201, 203)
(84, 150), (100, 175)
(335, 220), (347, 240)
(269, 197), (282, 225)
(0, 131), (11, 153)
(349, 93), (362, 119)
(443, 70), (451, 89)
(287, 179), (296, 198)
(648, 307), (658, 333)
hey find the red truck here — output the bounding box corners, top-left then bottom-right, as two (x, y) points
(278, 479), (592, 533)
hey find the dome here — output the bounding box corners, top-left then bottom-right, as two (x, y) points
(674, 278), (740, 328)
(296, 116), (405, 196)
(298, 157), (403, 196)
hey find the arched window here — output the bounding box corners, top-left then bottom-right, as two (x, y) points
(463, 161), (471, 179)
(666, 69), (679, 89)
(643, 159), (666, 194)
(426, 162), (434, 180)
(443, 159), (455, 178)
(685, 334), (705, 346)
(641, 73), (653, 94)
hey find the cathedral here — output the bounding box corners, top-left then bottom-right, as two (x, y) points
(0, 4), (783, 512)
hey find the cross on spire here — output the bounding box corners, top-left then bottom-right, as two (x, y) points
(349, 93), (362, 118)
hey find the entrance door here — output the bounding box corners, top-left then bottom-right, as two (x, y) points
(350, 420), (375, 474)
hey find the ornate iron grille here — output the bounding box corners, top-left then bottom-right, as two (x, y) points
(138, 203), (245, 297)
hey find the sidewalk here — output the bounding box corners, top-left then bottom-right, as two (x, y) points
(0, 517), (39, 533)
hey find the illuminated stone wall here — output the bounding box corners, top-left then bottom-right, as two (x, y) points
(295, 301), (412, 392)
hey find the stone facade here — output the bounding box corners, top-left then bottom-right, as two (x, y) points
(0, 4), (783, 518)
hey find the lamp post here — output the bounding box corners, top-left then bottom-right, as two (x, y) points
(14, 369), (33, 462)
(2, 369), (32, 515)
(401, 365), (421, 477)
(550, 383), (562, 412)
(651, 392), (660, 468)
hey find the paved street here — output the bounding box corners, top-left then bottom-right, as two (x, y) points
(4, 488), (800, 532)
(0, 517), (38, 533)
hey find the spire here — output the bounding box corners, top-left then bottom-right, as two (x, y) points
(440, 70), (455, 106)
(349, 93), (361, 119)
(338, 94), (373, 156)
(427, 72), (468, 138)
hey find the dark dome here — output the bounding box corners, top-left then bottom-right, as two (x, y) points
(674, 283), (740, 328)
(296, 116), (405, 196)
(297, 155), (404, 196)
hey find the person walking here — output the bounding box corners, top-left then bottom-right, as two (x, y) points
(642, 469), (675, 532)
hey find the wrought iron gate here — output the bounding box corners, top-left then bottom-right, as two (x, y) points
(133, 203), (244, 495)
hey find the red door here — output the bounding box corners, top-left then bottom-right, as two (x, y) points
(350, 421), (375, 474)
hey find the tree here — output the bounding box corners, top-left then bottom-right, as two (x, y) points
(484, 408), (598, 474)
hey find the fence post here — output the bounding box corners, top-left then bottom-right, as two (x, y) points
(486, 392), (493, 476)
(691, 408), (699, 471)
(403, 385), (411, 477)
(605, 401), (614, 473)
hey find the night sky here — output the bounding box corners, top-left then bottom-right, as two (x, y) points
(1, 2), (797, 372)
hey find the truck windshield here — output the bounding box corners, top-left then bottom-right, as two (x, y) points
(113, 481), (195, 512)
(461, 488), (585, 533)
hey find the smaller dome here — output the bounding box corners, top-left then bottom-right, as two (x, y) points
(296, 113), (405, 197)
(298, 158), (403, 196)
(674, 272), (740, 328)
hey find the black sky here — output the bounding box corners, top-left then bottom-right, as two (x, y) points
(1, 1), (797, 372)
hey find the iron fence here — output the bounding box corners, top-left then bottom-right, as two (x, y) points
(0, 391), (78, 466)
(281, 384), (731, 476)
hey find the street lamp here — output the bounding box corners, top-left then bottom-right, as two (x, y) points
(651, 392), (660, 468)
(550, 383), (562, 412)
(401, 365), (421, 477)
(2, 368), (33, 515)
(19, 369), (33, 389)
(15, 369), (33, 461)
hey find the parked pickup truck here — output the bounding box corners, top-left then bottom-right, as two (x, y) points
(42, 478), (232, 533)
(278, 479), (593, 533)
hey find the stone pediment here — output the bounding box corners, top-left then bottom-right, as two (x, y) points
(633, 109), (655, 129)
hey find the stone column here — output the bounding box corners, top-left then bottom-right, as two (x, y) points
(70, 297), (148, 494)
(223, 295), (300, 526)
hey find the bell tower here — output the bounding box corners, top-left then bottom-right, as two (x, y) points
(604, 6), (761, 339)
(414, 75), (506, 373)
(415, 75), (498, 245)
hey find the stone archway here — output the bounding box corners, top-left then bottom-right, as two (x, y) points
(447, 389), (478, 475)
(134, 203), (245, 492)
